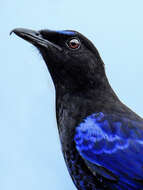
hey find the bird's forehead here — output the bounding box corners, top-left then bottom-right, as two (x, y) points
(56, 30), (76, 36)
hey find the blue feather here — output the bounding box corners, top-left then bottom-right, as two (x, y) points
(74, 112), (143, 189)
(56, 30), (75, 35)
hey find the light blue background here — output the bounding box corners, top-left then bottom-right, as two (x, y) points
(1, 0), (143, 189)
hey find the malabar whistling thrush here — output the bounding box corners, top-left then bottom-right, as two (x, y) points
(11, 28), (143, 190)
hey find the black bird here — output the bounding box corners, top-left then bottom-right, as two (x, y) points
(11, 28), (143, 190)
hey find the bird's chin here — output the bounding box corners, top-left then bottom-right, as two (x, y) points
(10, 28), (62, 51)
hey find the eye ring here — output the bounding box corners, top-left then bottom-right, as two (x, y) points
(67, 38), (81, 50)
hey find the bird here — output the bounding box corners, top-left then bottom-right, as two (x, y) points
(11, 28), (143, 190)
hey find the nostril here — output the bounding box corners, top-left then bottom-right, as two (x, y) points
(35, 32), (40, 36)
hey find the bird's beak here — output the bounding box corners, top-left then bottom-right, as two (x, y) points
(10, 28), (62, 51)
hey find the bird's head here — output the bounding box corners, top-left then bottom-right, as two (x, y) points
(11, 28), (106, 93)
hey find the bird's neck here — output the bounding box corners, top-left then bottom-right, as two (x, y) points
(55, 76), (119, 143)
(56, 74), (118, 102)
(55, 71), (125, 153)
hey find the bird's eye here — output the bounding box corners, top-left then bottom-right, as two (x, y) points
(67, 38), (80, 50)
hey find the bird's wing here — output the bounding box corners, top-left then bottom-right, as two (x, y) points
(74, 112), (143, 187)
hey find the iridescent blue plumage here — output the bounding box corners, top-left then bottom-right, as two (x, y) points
(74, 112), (143, 189)
(56, 30), (75, 35)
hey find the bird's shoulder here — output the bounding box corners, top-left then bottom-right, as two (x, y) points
(75, 112), (143, 151)
(74, 112), (143, 188)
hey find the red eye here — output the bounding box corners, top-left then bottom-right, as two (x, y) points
(68, 38), (80, 49)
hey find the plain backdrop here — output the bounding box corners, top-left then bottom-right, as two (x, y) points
(1, 0), (143, 189)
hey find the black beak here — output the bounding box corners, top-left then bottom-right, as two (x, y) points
(10, 28), (62, 51)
